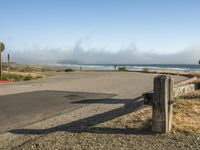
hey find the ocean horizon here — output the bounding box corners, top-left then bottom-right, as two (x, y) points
(54, 63), (200, 72)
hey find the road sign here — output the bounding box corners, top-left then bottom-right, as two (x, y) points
(0, 42), (5, 52)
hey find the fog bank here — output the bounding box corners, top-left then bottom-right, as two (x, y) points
(4, 43), (200, 65)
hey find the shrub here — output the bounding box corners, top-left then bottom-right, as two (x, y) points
(19, 66), (34, 72)
(1, 73), (42, 82)
(142, 68), (150, 73)
(23, 75), (33, 81)
(65, 68), (73, 72)
(118, 67), (127, 71)
(1, 73), (23, 81)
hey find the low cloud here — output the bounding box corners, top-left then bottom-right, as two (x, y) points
(3, 42), (200, 65)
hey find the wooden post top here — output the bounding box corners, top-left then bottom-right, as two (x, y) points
(154, 75), (171, 80)
(0, 42), (5, 52)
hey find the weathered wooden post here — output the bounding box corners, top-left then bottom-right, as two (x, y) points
(114, 65), (117, 71)
(0, 42), (5, 78)
(152, 75), (174, 133)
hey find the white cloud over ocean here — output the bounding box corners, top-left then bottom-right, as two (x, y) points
(4, 42), (200, 65)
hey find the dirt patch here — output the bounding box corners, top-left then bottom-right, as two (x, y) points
(96, 106), (152, 131)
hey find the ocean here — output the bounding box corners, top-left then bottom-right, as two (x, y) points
(54, 64), (200, 72)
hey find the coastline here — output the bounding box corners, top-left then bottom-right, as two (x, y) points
(2, 63), (200, 83)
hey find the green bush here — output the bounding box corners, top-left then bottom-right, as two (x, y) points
(142, 68), (150, 73)
(118, 67), (127, 71)
(65, 68), (73, 72)
(1, 74), (23, 81)
(0, 73), (42, 82)
(23, 75), (33, 81)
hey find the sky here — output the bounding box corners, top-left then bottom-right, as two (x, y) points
(0, 0), (200, 64)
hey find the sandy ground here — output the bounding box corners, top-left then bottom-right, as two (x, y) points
(1, 71), (197, 149)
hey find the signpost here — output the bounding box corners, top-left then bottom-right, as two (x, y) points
(0, 42), (5, 78)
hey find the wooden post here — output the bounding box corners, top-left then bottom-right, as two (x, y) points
(152, 75), (174, 133)
(0, 47), (1, 78)
(114, 65), (117, 71)
(7, 53), (10, 69)
(0, 42), (5, 78)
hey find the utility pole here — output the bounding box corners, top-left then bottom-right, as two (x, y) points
(0, 42), (5, 78)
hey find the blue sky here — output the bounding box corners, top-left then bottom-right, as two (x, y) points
(1, 0), (200, 64)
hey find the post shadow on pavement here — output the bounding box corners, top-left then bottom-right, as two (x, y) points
(71, 98), (136, 104)
(0, 90), (116, 133)
(9, 95), (153, 135)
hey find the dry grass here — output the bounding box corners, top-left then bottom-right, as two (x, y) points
(3, 71), (41, 78)
(142, 69), (200, 78)
(173, 91), (200, 133)
(2, 64), (76, 80)
(3, 64), (75, 73)
(1, 72), (42, 82)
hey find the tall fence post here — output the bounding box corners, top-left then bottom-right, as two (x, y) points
(152, 75), (174, 133)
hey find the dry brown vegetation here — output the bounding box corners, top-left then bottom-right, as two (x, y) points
(1, 64), (75, 81)
(3, 64), (68, 73)
(173, 91), (200, 133)
(1, 71), (42, 82)
(99, 91), (200, 134)
(142, 69), (200, 77)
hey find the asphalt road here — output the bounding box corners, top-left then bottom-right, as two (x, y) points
(0, 91), (114, 133)
(0, 72), (185, 133)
